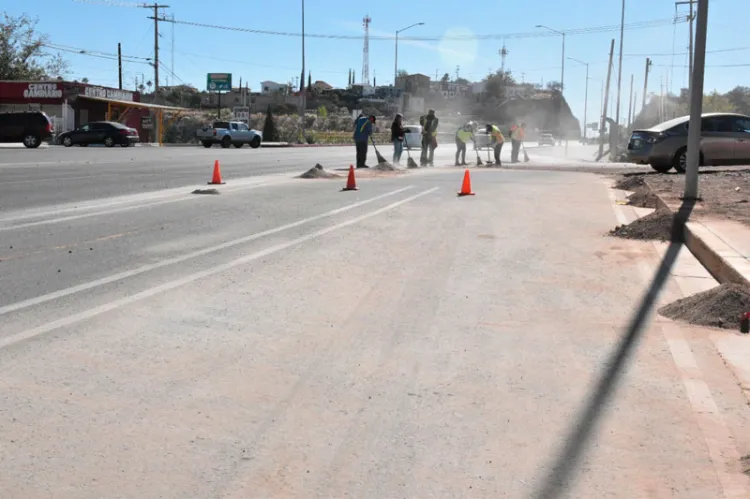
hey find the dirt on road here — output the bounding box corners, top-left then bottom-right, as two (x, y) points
(659, 283), (750, 329)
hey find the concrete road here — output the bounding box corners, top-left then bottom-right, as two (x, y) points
(1, 167), (748, 498)
(0, 143), (645, 211)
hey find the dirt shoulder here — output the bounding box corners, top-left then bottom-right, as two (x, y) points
(620, 168), (750, 227)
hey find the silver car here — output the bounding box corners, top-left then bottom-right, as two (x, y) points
(627, 112), (750, 173)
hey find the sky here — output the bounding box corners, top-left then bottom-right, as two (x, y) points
(7, 0), (750, 127)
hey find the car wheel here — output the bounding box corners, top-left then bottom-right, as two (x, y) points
(104, 137), (115, 148)
(250, 136), (261, 149)
(650, 162), (673, 173)
(202, 141), (212, 148)
(233, 143), (244, 148)
(221, 136), (232, 148)
(672, 148), (687, 173)
(23, 134), (41, 148)
(62, 136), (73, 147)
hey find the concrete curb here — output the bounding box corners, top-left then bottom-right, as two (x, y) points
(644, 179), (750, 287)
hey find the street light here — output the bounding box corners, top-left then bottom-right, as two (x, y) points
(394, 22), (425, 85)
(535, 25), (565, 97)
(568, 57), (589, 142)
(299, 0), (306, 140)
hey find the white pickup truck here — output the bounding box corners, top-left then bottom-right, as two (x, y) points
(197, 121), (263, 149)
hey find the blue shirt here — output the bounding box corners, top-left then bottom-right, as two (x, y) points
(353, 116), (372, 142)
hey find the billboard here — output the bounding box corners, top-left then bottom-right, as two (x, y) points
(207, 73), (232, 92)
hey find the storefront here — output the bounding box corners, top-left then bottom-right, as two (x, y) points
(0, 80), (183, 143)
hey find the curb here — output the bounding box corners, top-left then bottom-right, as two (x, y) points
(644, 179), (750, 287)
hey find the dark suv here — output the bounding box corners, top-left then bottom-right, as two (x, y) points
(0, 111), (54, 148)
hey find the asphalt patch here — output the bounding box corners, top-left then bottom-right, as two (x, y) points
(610, 208), (675, 242)
(659, 283), (750, 330)
(626, 185), (659, 208)
(192, 188), (220, 195)
(299, 164), (341, 179)
(614, 174), (645, 191)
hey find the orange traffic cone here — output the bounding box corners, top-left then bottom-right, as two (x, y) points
(208, 160), (225, 185)
(457, 169), (475, 196)
(341, 165), (358, 191)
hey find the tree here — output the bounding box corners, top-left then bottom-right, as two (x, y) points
(726, 86), (750, 115)
(396, 70), (408, 78)
(0, 13), (69, 80)
(307, 71), (312, 92)
(455, 77), (470, 86)
(81, 77), (89, 83)
(263, 105), (279, 142)
(703, 91), (735, 113)
(546, 81), (563, 92)
(483, 70), (515, 101)
(440, 73), (450, 83)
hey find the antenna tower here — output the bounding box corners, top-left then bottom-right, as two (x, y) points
(362, 15), (371, 85)
(500, 41), (509, 73)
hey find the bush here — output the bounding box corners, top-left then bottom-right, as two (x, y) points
(262, 106), (279, 142)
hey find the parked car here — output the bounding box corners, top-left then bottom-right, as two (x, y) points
(58, 121), (139, 147)
(538, 133), (555, 146)
(403, 125), (422, 150)
(627, 112), (750, 173)
(197, 121), (262, 148)
(0, 110), (54, 148)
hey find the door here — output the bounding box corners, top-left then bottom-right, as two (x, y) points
(70, 124), (91, 143)
(731, 116), (750, 164)
(699, 116), (736, 164)
(0, 114), (24, 141)
(89, 123), (110, 144)
(237, 122), (251, 141)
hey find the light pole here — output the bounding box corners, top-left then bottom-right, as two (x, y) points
(394, 22), (424, 85)
(684, 0), (709, 200)
(299, 0), (306, 141)
(535, 25), (565, 97)
(568, 57), (589, 142)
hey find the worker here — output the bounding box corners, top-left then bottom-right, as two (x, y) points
(455, 122), (475, 166)
(353, 114), (375, 169)
(420, 109), (439, 166)
(485, 123), (505, 166)
(391, 113), (405, 165)
(511, 122), (526, 163)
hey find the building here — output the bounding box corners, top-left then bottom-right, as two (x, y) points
(311, 80), (333, 92)
(0, 80), (185, 143)
(260, 81), (290, 94)
(395, 74), (431, 96)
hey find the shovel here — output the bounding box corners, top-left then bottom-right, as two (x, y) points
(403, 135), (419, 168)
(370, 136), (388, 165)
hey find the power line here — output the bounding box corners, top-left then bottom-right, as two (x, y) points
(156, 16), (687, 42)
(43, 42), (153, 63)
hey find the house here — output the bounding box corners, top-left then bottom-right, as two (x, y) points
(260, 81), (289, 94)
(395, 73), (431, 96)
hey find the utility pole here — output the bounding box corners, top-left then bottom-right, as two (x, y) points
(599, 39), (616, 160)
(117, 43), (123, 90)
(299, 0), (306, 140)
(684, 0), (708, 200)
(627, 74), (634, 129)
(642, 58), (652, 112)
(144, 3), (170, 99)
(615, 0), (626, 127)
(676, 0), (697, 97)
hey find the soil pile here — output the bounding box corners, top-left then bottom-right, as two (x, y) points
(299, 164), (340, 179)
(373, 162), (397, 171)
(610, 209), (677, 241)
(614, 174), (645, 191)
(627, 186), (659, 208)
(659, 283), (750, 329)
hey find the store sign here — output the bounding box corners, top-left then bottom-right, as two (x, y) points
(233, 106), (250, 123)
(23, 83), (63, 99)
(84, 86), (134, 102)
(141, 116), (153, 129)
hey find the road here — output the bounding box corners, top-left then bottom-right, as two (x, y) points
(2, 151), (747, 498)
(0, 142), (639, 211)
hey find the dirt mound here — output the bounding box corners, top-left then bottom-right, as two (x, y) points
(299, 164), (340, 179)
(659, 283), (750, 329)
(610, 209), (676, 241)
(373, 162), (397, 171)
(614, 174), (645, 191)
(627, 186), (659, 208)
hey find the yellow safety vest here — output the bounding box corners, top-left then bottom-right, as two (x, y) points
(457, 128), (473, 143)
(511, 126), (524, 140)
(490, 125), (505, 143)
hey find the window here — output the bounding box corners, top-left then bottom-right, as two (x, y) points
(79, 124), (90, 131)
(90, 123), (109, 130)
(238, 123), (249, 131)
(701, 116), (733, 132)
(733, 118), (750, 134)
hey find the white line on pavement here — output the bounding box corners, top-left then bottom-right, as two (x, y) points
(0, 186), (414, 319)
(0, 187), (437, 350)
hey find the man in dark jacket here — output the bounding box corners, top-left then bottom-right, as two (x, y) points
(353, 115), (375, 168)
(420, 109), (439, 166)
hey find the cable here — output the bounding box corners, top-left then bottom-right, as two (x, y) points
(157, 16), (687, 42)
(42, 42), (153, 64)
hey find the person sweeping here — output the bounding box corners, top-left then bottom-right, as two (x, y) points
(420, 109), (439, 167)
(353, 114), (375, 168)
(455, 121), (475, 166)
(510, 122), (527, 163)
(485, 123), (505, 167)
(391, 113), (405, 166)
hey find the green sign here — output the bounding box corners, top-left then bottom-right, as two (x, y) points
(207, 73), (232, 92)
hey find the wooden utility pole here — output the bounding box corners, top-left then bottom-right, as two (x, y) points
(627, 74), (634, 128)
(145, 3), (170, 99)
(641, 58), (652, 113)
(117, 43), (122, 90)
(599, 39), (616, 159)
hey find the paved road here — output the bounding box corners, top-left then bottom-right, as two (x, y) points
(0, 143), (644, 211)
(1, 166), (748, 497)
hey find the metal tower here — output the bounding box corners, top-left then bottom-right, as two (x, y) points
(362, 15), (371, 85)
(499, 41), (509, 73)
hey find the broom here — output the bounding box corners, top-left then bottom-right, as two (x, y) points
(473, 138), (483, 166)
(370, 136), (388, 165)
(522, 142), (530, 162)
(403, 134), (419, 168)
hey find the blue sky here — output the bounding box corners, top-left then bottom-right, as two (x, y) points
(7, 0), (749, 125)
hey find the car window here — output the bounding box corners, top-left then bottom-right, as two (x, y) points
(79, 124), (90, 131)
(89, 123), (109, 130)
(213, 121), (229, 129)
(238, 123), (249, 131)
(701, 117), (733, 132)
(732, 117), (750, 134)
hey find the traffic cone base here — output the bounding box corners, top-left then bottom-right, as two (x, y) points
(342, 165), (358, 191)
(457, 169), (475, 196)
(208, 159), (225, 185)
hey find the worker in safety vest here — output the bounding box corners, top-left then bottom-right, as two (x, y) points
(485, 123), (505, 166)
(510, 122), (526, 163)
(455, 122), (475, 166)
(352, 115), (375, 168)
(420, 109), (439, 166)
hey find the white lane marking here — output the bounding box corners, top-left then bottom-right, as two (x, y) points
(0, 187), (437, 349)
(607, 183), (749, 498)
(0, 186), (414, 318)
